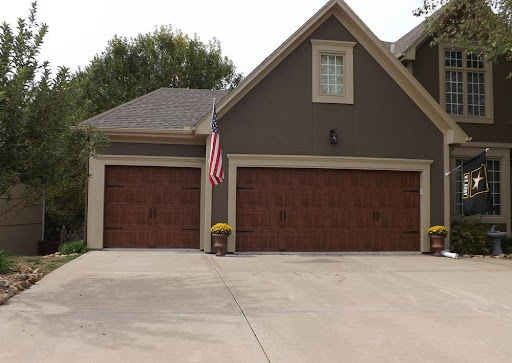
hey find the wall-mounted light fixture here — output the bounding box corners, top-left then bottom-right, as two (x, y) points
(329, 129), (338, 144)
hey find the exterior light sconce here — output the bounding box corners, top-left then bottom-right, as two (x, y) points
(329, 129), (338, 144)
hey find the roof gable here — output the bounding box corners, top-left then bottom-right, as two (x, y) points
(195, 0), (467, 144)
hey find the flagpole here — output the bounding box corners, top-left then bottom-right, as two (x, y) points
(445, 147), (489, 176)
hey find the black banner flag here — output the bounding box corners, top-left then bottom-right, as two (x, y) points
(462, 151), (493, 216)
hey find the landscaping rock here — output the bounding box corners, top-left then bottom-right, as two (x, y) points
(20, 266), (32, 274)
(0, 279), (9, 288)
(0, 294), (10, 305)
(14, 282), (24, 291)
(498, 254), (505, 259)
(28, 275), (38, 284)
(462, 254), (469, 258)
(20, 280), (31, 289)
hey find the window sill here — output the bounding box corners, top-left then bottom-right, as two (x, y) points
(451, 116), (494, 125)
(313, 94), (354, 104)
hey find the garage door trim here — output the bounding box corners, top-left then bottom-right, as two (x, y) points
(87, 155), (208, 250)
(227, 154), (433, 253)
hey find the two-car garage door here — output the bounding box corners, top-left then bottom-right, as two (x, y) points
(236, 168), (420, 252)
(103, 166), (200, 248)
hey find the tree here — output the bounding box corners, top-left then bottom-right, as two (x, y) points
(0, 2), (108, 224)
(77, 26), (243, 118)
(415, 0), (512, 65)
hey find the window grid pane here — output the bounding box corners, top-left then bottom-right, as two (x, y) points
(467, 72), (486, 116)
(445, 50), (463, 67)
(454, 158), (500, 216)
(446, 71), (464, 115)
(320, 54), (344, 95)
(467, 53), (484, 69)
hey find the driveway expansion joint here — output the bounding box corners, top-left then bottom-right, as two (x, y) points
(206, 255), (271, 363)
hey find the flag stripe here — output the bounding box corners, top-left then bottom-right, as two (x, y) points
(209, 104), (224, 186)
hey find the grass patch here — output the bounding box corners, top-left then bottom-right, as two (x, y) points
(58, 241), (88, 255)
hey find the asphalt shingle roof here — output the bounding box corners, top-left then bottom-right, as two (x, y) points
(81, 88), (230, 130)
(386, 8), (444, 56)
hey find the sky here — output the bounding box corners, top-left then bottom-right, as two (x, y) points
(1, 0), (425, 77)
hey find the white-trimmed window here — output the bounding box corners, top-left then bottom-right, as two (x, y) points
(440, 46), (493, 123)
(312, 40), (355, 104)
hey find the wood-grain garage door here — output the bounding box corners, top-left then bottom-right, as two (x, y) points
(104, 166), (200, 248)
(236, 168), (420, 252)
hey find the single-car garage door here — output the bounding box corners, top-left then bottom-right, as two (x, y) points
(236, 168), (420, 252)
(104, 165), (200, 248)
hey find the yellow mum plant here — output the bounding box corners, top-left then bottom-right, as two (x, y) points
(427, 225), (448, 237)
(211, 223), (233, 236)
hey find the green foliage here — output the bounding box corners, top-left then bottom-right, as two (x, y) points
(450, 216), (489, 255)
(500, 237), (512, 254)
(58, 241), (88, 255)
(0, 3), (108, 225)
(415, 0), (512, 68)
(76, 26), (243, 118)
(0, 250), (13, 273)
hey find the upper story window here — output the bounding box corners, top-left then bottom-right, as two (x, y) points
(440, 46), (493, 124)
(312, 40), (355, 104)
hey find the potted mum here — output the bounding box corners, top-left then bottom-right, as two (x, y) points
(211, 223), (233, 256)
(427, 225), (448, 257)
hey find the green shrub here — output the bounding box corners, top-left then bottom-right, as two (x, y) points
(58, 241), (88, 255)
(0, 250), (13, 274)
(501, 237), (512, 255)
(450, 217), (489, 255)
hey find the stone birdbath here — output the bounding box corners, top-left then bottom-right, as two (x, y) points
(487, 225), (508, 256)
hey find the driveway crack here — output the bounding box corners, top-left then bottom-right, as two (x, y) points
(206, 255), (271, 363)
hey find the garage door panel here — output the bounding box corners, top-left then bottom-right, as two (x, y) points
(105, 228), (150, 248)
(104, 166), (200, 249)
(152, 229), (199, 248)
(236, 167), (420, 252)
(105, 206), (149, 226)
(237, 208), (281, 229)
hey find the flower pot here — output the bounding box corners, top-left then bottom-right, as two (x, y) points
(430, 235), (445, 257)
(212, 234), (228, 256)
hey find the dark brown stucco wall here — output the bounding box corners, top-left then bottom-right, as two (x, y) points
(413, 42), (440, 102)
(103, 142), (205, 157)
(212, 16), (445, 227)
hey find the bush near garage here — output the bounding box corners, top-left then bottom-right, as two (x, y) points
(58, 241), (88, 255)
(450, 217), (489, 255)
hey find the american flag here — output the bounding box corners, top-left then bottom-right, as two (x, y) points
(208, 104), (224, 186)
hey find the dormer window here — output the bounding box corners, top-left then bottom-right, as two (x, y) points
(440, 46), (493, 124)
(312, 40), (355, 104)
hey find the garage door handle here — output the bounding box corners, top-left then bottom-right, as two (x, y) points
(376, 211), (379, 222)
(153, 208), (157, 218)
(280, 211), (283, 222)
(284, 210), (286, 221)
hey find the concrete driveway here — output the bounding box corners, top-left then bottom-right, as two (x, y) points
(1, 251), (512, 362)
